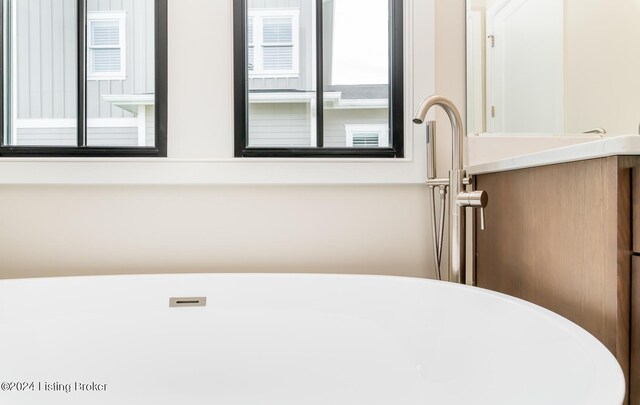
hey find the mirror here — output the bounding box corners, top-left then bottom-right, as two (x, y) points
(466, 0), (640, 135)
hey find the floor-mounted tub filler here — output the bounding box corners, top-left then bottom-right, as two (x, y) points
(0, 273), (625, 405)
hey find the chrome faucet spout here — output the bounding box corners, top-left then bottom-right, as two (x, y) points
(413, 95), (464, 171)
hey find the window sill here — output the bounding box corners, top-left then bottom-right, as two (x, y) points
(0, 157), (426, 185)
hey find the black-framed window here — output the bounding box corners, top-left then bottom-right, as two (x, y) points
(0, 0), (167, 157)
(234, 0), (403, 158)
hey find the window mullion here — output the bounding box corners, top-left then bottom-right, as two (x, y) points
(77, 0), (87, 147)
(3, 0), (11, 146)
(315, 0), (323, 148)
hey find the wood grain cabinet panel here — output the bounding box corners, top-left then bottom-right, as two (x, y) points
(634, 167), (640, 254)
(632, 256), (640, 405)
(475, 156), (639, 404)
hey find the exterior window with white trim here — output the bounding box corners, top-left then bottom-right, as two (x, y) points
(345, 124), (390, 148)
(87, 12), (126, 81)
(248, 9), (299, 77)
(262, 17), (293, 71)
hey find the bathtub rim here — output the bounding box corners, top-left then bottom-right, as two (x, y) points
(0, 272), (626, 404)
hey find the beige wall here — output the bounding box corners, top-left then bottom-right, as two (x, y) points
(0, 185), (431, 279)
(565, 0), (640, 134)
(0, 0), (465, 280)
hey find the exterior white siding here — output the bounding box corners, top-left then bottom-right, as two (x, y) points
(86, 0), (155, 120)
(83, 126), (138, 146)
(15, 0), (77, 120)
(15, 128), (75, 146)
(249, 102), (388, 148)
(324, 108), (388, 147)
(249, 103), (311, 147)
(145, 105), (155, 146)
(247, 0), (312, 92)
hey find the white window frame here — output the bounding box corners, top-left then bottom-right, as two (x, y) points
(247, 8), (300, 78)
(87, 11), (127, 81)
(345, 124), (390, 148)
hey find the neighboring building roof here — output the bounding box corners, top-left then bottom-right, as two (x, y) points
(250, 85), (388, 99)
(324, 85), (388, 100)
(248, 85), (389, 109)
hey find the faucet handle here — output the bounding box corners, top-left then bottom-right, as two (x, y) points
(457, 190), (488, 208)
(457, 190), (488, 231)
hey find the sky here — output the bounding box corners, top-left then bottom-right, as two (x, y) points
(331, 0), (389, 85)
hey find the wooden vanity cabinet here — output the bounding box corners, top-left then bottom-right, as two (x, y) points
(632, 167), (640, 404)
(475, 156), (640, 404)
(632, 256), (640, 404)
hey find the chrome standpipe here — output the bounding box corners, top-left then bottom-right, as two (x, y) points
(414, 95), (488, 284)
(426, 121), (446, 280)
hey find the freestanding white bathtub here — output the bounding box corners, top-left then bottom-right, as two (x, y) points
(0, 274), (625, 404)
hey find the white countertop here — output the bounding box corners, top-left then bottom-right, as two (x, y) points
(466, 135), (640, 175)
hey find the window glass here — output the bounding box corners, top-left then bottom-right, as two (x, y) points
(345, 124), (388, 147)
(247, 1), (314, 148)
(6, 0), (78, 146)
(86, 1), (155, 147)
(352, 133), (381, 147)
(263, 17), (294, 71)
(2, 0), (165, 154)
(236, 0), (402, 156)
(323, 0), (389, 148)
(248, 18), (254, 71)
